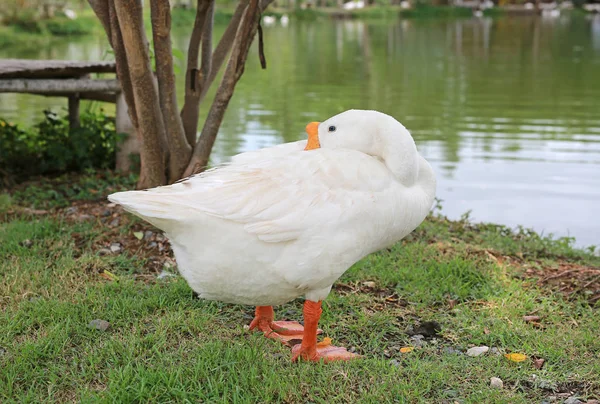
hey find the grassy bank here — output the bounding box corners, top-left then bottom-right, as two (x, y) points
(0, 171), (598, 402)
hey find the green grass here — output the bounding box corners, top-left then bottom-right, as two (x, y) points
(1, 174), (599, 402)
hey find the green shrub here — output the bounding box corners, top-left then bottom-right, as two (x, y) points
(45, 16), (94, 36)
(0, 110), (126, 184)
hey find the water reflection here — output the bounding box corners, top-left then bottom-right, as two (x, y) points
(1, 15), (599, 247)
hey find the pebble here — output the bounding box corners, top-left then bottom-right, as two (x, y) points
(444, 347), (463, 355)
(157, 270), (176, 280)
(410, 334), (426, 347)
(362, 281), (376, 288)
(490, 377), (503, 389)
(147, 241), (158, 249)
(564, 398), (582, 404)
(110, 243), (122, 253)
(20, 239), (33, 248)
(88, 319), (110, 331)
(109, 218), (120, 227)
(98, 248), (112, 256)
(144, 230), (154, 240)
(65, 207), (78, 215)
(466, 346), (489, 357)
(77, 214), (93, 221)
(489, 347), (502, 356)
(389, 359), (401, 367)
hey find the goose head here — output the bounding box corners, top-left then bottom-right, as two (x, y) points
(304, 109), (420, 186)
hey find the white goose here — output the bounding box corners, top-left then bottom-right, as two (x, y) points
(109, 109), (436, 362)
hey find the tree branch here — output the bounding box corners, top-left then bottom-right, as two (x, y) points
(198, 0), (248, 103)
(87, 0), (112, 47)
(108, 0), (138, 128)
(180, 0), (211, 146)
(150, 0), (192, 182)
(183, 0), (264, 177)
(198, 0), (274, 102)
(198, 0), (214, 91)
(114, 0), (168, 188)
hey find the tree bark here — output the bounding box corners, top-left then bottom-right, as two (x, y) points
(106, 0), (139, 129)
(180, 0), (212, 146)
(114, 0), (168, 188)
(88, 0), (112, 46)
(150, 0), (192, 182)
(183, 0), (265, 177)
(68, 94), (80, 130)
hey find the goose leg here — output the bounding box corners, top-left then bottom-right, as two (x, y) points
(291, 300), (360, 362)
(249, 306), (309, 345)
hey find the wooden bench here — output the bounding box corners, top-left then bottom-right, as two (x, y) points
(0, 59), (137, 171)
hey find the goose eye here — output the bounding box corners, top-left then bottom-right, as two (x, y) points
(328, 125), (336, 132)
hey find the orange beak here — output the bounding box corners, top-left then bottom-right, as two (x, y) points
(304, 122), (321, 151)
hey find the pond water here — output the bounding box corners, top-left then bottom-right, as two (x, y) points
(1, 14), (600, 248)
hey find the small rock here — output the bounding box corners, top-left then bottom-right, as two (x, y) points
(349, 346), (357, 353)
(107, 203), (116, 208)
(564, 398), (583, 404)
(466, 346), (489, 357)
(98, 248), (112, 256)
(88, 319), (110, 331)
(490, 377), (503, 389)
(110, 243), (122, 253)
(144, 230), (154, 240)
(0, 346), (6, 356)
(109, 218), (120, 227)
(410, 334), (426, 347)
(389, 359), (401, 367)
(157, 270), (176, 280)
(490, 347), (502, 356)
(444, 347), (463, 355)
(65, 207), (78, 215)
(147, 241), (158, 249)
(362, 281), (376, 288)
(20, 239), (33, 248)
(407, 321), (441, 338)
(101, 209), (111, 217)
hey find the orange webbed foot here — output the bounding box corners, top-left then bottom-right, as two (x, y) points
(249, 306), (321, 345)
(291, 337), (361, 363)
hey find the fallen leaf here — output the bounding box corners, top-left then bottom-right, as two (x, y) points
(133, 231), (144, 240)
(317, 337), (332, 347)
(100, 270), (119, 281)
(400, 346), (414, 353)
(523, 315), (541, 323)
(533, 358), (545, 369)
(505, 353), (527, 362)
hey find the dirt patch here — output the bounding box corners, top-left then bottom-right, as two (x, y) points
(426, 241), (600, 305)
(520, 263), (600, 305)
(66, 201), (175, 274)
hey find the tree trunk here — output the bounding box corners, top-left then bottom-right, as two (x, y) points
(180, 0), (212, 146)
(150, 0), (192, 182)
(183, 0), (263, 176)
(114, 0), (169, 188)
